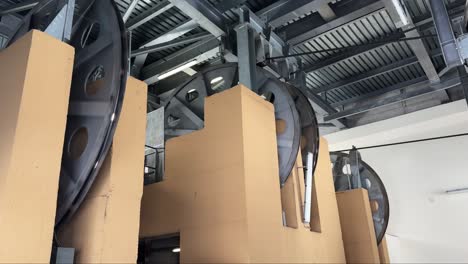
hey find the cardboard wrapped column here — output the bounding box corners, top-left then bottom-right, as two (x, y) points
(140, 85), (346, 263)
(57, 77), (147, 263)
(0, 30), (74, 262)
(336, 188), (382, 263)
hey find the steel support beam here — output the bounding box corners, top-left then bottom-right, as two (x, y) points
(169, 0), (226, 37)
(428, 0), (463, 75)
(257, 0), (333, 28)
(126, 0), (173, 31)
(458, 66), (468, 105)
(131, 33), (212, 57)
(0, 0), (38, 16)
(216, 0), (248, 13)
(404, 29), (440, 82)
(141, 37), (220, 84)
(283, 0), (384, 46)
(383, 0), (440, 83)
(132, 20), (198, 77)
(324, 74), (461, 121)
(235, 23), (257, 90)
(123, 0), (141, 23)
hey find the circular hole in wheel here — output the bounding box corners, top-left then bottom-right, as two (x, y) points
(210, 76), (225, 90)
(342, 164), (351, 175)
(365, 178), (372, 189)
(167, 114), (181, 127)
(261, 92), (275, 103)
(85, 65), (105, 96)
(276, 119), (287, 135)
(186, 89), (199, 103)
(81, 22), (100, 48)
(68, 127), (88, 160)
(370, 200), (379, 212)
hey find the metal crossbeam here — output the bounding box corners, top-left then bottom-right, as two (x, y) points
(126, 0), (173, 31)
(383, 0), (440, 83)
(169, 0), (226, 37)
(216, 0), (248, 13)
(324, 74), (461, 121)
(132, 20), (198, 76)
(283, 0), (384, 46)
(0, 0), (38, 16)
(257, 0), (333, 28)
(141, 37), (220, 84)
(123, 0), (141, 23)
(131, 33), (212, 57)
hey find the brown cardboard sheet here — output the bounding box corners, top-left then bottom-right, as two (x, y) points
(140, 85), (346, 263)
(57, 77), (147, 263)
(0, 30), (74, 262)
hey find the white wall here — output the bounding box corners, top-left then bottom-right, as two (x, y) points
(325, 100), (468, 263)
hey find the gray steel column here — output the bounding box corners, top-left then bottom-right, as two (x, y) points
(457, 66), (468, 106)
(429, 0), (462, 71)
(235, 23), (257, 91)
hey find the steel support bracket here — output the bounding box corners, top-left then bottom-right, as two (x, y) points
(235, 21), (257, 91)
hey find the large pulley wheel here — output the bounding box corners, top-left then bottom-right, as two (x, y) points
(8, 0), (129, 227)
(285, 84), (320, 177)
(164, 63), (300, 185)
(330, 152), (390, 244)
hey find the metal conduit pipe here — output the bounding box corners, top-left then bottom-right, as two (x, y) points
(428, 0), (462, 74)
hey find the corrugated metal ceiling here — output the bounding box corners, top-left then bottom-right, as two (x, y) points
(0, 0), (465, 125)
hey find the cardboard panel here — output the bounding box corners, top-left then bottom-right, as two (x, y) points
(57, 77), (147, 263)
(0, 30), (74, 263)
(140, 86), (346, 263)
(336, 188), (380, 263)
(379, 236), (391, 263)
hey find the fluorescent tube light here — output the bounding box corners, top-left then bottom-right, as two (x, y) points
(158, 60), (198, 80)
(392, 0), (409, 26)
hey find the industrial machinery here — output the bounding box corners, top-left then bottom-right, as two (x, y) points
(330, 150), (390, 244)
(163, 63), (320, 185)
(5, 0), (128, 227)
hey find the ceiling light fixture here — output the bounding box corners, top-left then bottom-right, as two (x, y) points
(391, 0), (409, 26)
(158, 60), (198, 80)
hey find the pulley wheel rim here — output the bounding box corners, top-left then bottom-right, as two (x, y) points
(330, 152), (390, 244)
(285, 84), (320, 177)
(7, 0), (129, 227)
(164, 63), (301, 185)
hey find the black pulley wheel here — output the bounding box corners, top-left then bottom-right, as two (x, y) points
(285, 84), (320, 177)
(7, 0), (129, 227)
(330, 152), (390, 244)
(164, 63), (300, 185)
